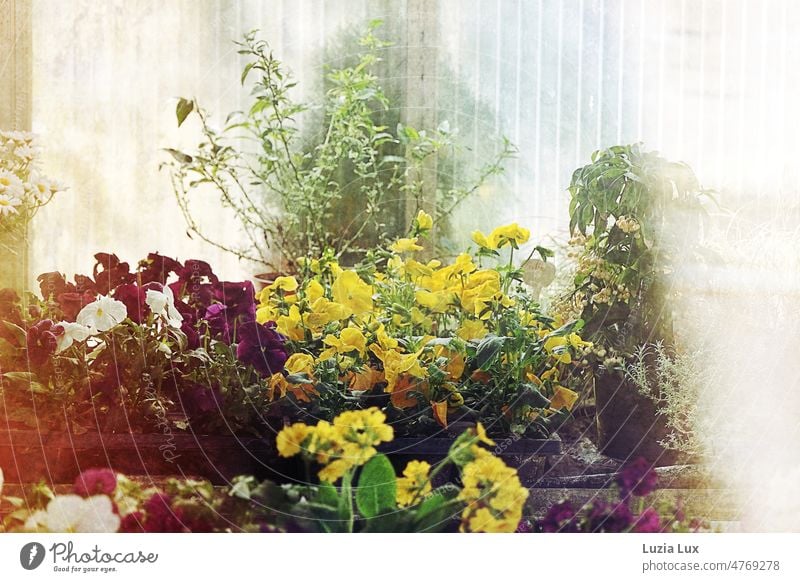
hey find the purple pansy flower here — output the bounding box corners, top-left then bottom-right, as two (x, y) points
(617, 457), (659, 498)
(539, 501), (581, 532)
(587, 500), (634, 532)
(633, 507), (662, 533)
(235, 319), (288, 377)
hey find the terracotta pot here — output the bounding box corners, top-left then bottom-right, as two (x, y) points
(594, 372), (677, 465)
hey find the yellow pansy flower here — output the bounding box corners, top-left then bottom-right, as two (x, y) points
(276, 305), (305, 341)
(550, 385), (579, 411)
(488, 222), (530, 248)
(471, 229), (494, 249)
(415, 209), (433, 231)
(390, 237), (424, 253)
(415, 289), (451, 313)
(370, 345), (427, 393)
(332, 270), (373, 317)
(457, 319), (488, 340)
(285, 353), (315, 376)
(543, 336), (572, 364)
(256, 304), (279, 324)
(270, 276), (299, 293)
(319, 327), (368, 360)
(304, 279), (325, 302)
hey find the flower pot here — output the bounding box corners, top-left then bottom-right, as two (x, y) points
(0, 429), (293, 486)
(593, 372), (677, 465)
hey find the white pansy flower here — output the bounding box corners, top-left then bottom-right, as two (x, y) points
(25, 494), (120, 533)
(54, 321), (96, 353)
(77, 295), (128, 332)
(145, 285), (183, 328)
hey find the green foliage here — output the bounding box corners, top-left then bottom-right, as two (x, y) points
(566, 144), (712, 353)
(355, 453), (396, 518)
(167, 22), (513, 272)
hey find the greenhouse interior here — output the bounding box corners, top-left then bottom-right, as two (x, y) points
(1, 0), (799, 539)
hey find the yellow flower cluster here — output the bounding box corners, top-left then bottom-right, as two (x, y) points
(396, 460), (432, 507)
(276, 408), (394, 483)
(457, 445), (530, 533)
(256, 218), (585, 427)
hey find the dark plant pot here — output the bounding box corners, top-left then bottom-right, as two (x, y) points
(379, 436), (562, 487)
(594, 372), (677, 465)
(0, 429), (295, 486)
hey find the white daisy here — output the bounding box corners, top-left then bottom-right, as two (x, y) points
(0, 194), (22, 216)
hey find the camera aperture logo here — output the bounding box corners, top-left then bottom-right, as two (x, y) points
(20, 542), (46, 570)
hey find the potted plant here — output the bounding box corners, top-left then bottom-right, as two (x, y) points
(0, 251), (293, 485)
(248, 214), (588, 482)
(165, 22), (514, 274)
(563, 144), (711, 462)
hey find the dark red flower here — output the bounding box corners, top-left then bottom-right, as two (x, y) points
(587, 500), (633, 532)
(113, 284), (149, 324)
(138, 253), (183, 285)
(119, 511), (146, 533)
(73, 468), (117, 497)
(56, 291), (96, 321)
(93, 253), (135, 293)
(204, 303), (233, 343)
(73, 274), (97, 295)
(235, 319), (288, 377)
(26, 319), (62, 367)
(180, 383), (221, 418)
(633, 507), (662, 533)
(539, 501), (580, 532)
(617, 457), (658, 498)
(37, 271), (75, 300)
(212, 281), (256, 321)
(142, 493), (185, 533)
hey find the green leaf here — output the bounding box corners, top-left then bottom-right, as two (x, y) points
(1, 321), (26, 345)
(473, 335), (506, 370)
(355, 454), (397, 519)
(2, 371), (36, 383)
(413, 487), (459, 532)
(164, 148), (193, 164)
(315, 482), (340, 508)
(176, 98), (194, 127)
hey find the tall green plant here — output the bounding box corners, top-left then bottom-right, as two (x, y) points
(166, 22), (513, 273)
(565, 144), (712, 353)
